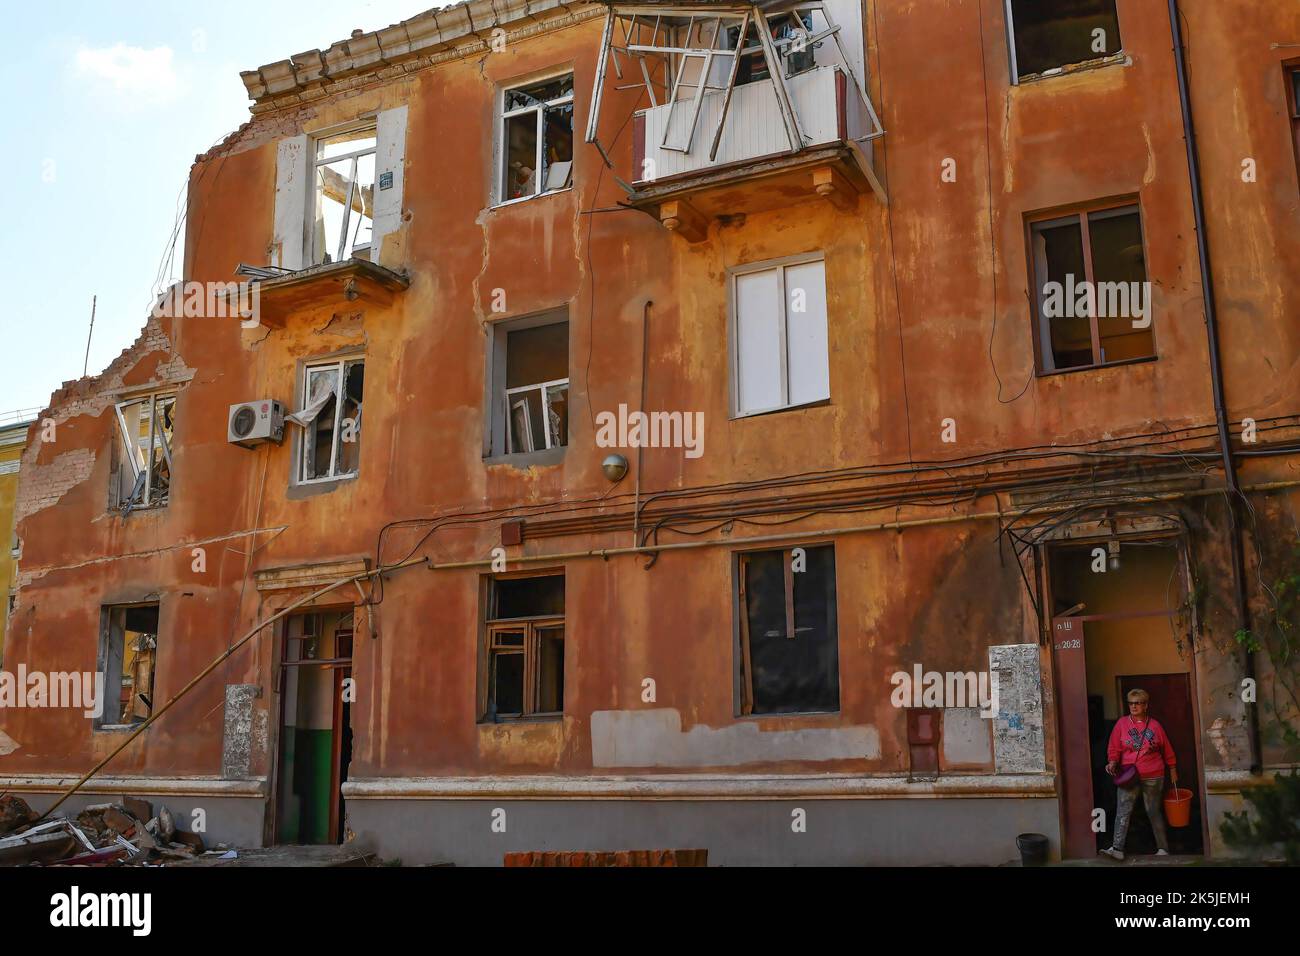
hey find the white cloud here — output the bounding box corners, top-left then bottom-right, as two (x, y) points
(74, 43), (185, 106)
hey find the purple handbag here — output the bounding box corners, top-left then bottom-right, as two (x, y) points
(1113, 764), (1140, 789)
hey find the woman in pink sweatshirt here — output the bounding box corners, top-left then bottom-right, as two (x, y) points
(1099, 687), (1178, 860)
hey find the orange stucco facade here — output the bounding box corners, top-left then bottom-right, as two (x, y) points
(1, 0), (1297, 864)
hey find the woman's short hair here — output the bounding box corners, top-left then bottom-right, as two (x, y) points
(1126, 688), (1150, 703)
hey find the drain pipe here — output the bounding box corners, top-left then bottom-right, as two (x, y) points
(1168, 0), (1261, 773)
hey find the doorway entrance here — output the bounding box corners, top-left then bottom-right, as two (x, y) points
(1048, 538), (1205, 858)
(273, 609), (353, 845)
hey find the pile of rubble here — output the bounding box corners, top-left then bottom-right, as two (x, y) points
(0, 793), (230, 867)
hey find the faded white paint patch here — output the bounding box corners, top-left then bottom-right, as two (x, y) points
(590, 709), (880, 768)
(0, 728), (19, 756)
(989, 644), (1045, 773)
(942, 708), (992, 767)
(254, 706), (270, 757)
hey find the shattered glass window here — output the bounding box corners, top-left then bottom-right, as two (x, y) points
(500, 74), (574, 202)
(298, 358), (364, 482)
(114, 393), (176, 512)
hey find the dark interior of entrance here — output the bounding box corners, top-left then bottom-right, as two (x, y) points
(275, 610), (353, 845)
(1050, 540), (1204, 856)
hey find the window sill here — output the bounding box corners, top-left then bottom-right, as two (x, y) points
(484, 446), (567, 469)
(478, 713), (564, 725)
(737, 709), (841, 722)
(95, 723), (147, 734)
(1036, 354), (1157, 378)
(287, 473), (359, 500)
(731, 398), (831, 421)
(112, 503), (169, 517)
(1015, 51), (1129, 85)
(490, 186), (574, 211)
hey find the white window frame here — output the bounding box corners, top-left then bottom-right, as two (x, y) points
(484, 310), (570, 459)
(297, 357), (364, 485)
(310, 122), (378, 266)
(495, 70), (575, 207)
(113, 391), (176, 510)
(505, 377), (570, 455)
(728, 252), (830, 418)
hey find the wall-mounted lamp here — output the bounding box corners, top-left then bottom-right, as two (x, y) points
(602, 453), (629, 482)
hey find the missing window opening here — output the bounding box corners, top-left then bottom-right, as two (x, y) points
(98, 602), (159, 728)
(738, 545), (839, 716)
(1007, 0), (1121, 80)
(313, 127), (376, 265)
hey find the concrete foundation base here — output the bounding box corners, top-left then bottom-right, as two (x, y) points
(345, 796), (1063, 866)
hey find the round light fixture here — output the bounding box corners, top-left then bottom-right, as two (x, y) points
(601, 453), (629, 482)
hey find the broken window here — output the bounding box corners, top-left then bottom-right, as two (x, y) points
(749, 11), (819, 81)
(1029, 203), (1154, 372)
(312, 126), (376, 265)
(487, 315), (569, 457)
(587, 3), (884, 176)
(732, 255), (829, 417)
(291, 358), (364, 482)
(499, 74), (574, 203)
(483, 574), (565, 720)
(113, 392), (176, 512)
(738, 545), (839, 716)
(1006, 0), (1121, 81)
(97, 603), (159, 729)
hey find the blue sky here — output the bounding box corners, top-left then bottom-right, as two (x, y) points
(0, 0), (435, 417)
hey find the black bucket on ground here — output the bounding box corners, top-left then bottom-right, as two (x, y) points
(1016, 833), (1049, 866)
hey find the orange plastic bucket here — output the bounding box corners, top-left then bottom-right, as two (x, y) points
(1164, 787), (1193, 827)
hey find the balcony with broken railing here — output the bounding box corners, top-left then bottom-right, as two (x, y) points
(586, 1), (886, 240)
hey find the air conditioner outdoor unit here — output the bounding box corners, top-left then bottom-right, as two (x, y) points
(228, 400), (285, 448)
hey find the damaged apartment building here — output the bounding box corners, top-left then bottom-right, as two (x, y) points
(1, 0), (1299, 865)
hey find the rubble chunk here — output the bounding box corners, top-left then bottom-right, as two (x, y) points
(0, 795), (37, 836)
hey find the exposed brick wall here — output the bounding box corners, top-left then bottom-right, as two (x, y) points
(503, 849), (708, 867)
(13, 449), (96, 524)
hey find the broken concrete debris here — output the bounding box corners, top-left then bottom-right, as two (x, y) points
(0, 797), (205, 867)
(0, 794), (36, 833)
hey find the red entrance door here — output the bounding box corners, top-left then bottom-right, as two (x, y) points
(1052, 617), (1094, 859)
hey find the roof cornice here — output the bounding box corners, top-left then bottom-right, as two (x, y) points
(241, 0), (598, 113)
